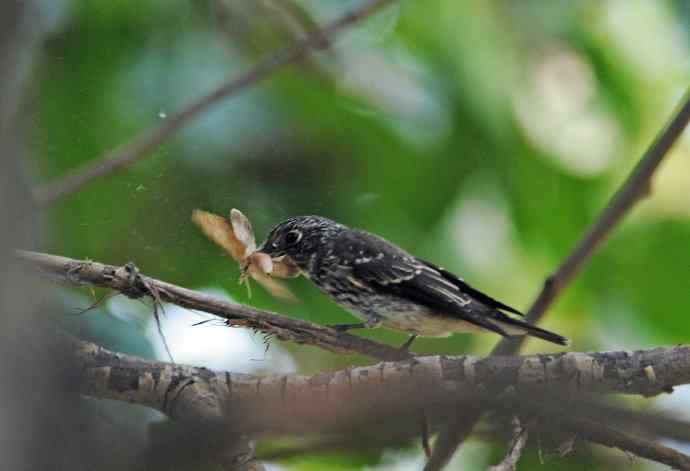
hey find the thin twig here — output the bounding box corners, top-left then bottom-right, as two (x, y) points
(17, 250), (409, 361)
(562, 416), (690, 471)
(574, 400), (690, 444)
(487, 417), (528, 471)
(426, 88), (690, 470)
(34, 0), (397, 205)
(493, 400), (690, 471)
(422, 412), (432, 458)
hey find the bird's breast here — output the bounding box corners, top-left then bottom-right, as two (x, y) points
(379, 311), (483, 337)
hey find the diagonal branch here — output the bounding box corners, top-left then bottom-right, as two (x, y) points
(495, 86), (690, 356)
(426, 87), (690, 470)
(17, 250), (409, 361)
(562, 416), (690, 471)
(33, 0), (397, 205)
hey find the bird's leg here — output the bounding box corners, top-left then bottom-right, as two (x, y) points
(329, 316), (381, 332)
(329, 322), (368, 332)
(399, 334), (418, 352)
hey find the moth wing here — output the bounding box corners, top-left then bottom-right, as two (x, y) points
(247, 264), (298, 302)
(192, 209), (247, 262)
(230, 208), (256, 255)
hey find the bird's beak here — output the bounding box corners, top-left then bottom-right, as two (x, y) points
(253, 251), (301, 279)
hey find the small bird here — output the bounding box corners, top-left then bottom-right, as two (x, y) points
(256, 216), (568, 350)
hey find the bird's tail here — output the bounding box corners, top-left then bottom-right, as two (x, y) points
(493, 312), (569, 346)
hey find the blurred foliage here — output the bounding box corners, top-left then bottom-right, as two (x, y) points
(28, 0), (690, 469)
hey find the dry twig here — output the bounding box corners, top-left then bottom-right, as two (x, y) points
(562, 416), (690, 471)
(487, 417), (528, 471)
(17, 250), (410, 361)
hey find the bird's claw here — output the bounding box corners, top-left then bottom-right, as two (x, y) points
(327, 323), (362, 333)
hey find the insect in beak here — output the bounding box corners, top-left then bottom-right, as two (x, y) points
(261, 253), (301, 278)
(191, 208), (298, 302)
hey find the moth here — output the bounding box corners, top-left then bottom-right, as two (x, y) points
(192, 208), (299, 302)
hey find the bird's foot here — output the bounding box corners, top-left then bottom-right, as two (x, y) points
(328, 317), (381, 333)
(327, 322), (368, 332)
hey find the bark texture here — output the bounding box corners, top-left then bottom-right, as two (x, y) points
(73, 336), (689, 435)
(20, 250), (408, 361)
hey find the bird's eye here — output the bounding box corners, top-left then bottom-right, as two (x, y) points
(284, 230), (302, 245)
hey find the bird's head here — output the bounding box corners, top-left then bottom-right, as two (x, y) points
(257, 215), (344, 271)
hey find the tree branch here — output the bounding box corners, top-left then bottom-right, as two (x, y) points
(561, 416), (690, 471)
(427, 87), (690, 470)
(70, 335), (690, 468)
(496, 86), (690, 356)
(33, 0), (397, 205)
(487, 417), (528, 471)
(20, 248), (690, 468)
(74, 338), (690, 426)
(574, 400), (690, 444)
(17, 250), (409, 361)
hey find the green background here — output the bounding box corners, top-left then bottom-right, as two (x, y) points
(30, 0), (690, 469)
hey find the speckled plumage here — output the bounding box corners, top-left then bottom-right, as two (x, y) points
(258, 216), (567, 346)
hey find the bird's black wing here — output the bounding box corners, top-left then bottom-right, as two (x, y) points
(418, 260), (524, 316)
(339, 231), (514, 337)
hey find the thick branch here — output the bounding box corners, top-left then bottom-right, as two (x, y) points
(73, 337), (690, 431)
(18, 250), (408, 361)
(33, 0), (397, 204)
(71, 337), (690, 468)
(428, 87), (690, 470)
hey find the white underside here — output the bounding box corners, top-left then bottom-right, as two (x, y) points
(352, 309), (527, 337)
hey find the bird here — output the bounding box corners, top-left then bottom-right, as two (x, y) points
(255, 215), (568, 350)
